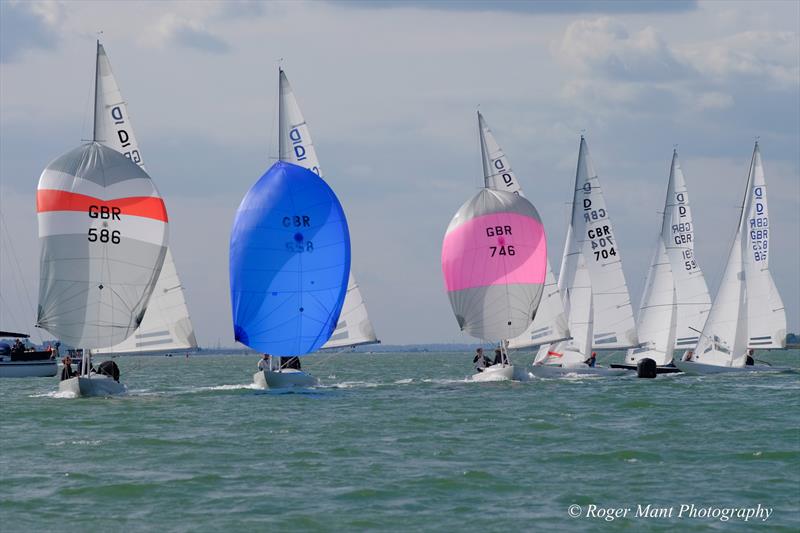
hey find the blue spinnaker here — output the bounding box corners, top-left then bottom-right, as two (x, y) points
(230, 161), (351, 355)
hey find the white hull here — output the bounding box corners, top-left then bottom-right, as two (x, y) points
(530, 364), (627, 378)
(253, 369), (319, 389)
(58, 374), (127, 397)
(0, 360), (58, 378)
(673, 359), (788, 375)
(471, 364), (515, 382)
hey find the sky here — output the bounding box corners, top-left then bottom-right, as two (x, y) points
(1, 0), (798, 346)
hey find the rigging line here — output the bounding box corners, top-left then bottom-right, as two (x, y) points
(0, 212), (43, 342)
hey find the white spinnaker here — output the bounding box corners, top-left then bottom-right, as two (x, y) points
(743, 144), (786, 348)
(661, 151), (711, 348)
(626, 238), (676, 366)
(278, 69), (379, 348)
(476, 112), (569, 348)
(571, 137), (638, 348)
(92, 42), (196, 354)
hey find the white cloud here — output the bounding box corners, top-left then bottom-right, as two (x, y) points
(144, 13), (230, 53)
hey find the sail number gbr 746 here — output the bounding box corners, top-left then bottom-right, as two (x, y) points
(88, 205), (121, 244)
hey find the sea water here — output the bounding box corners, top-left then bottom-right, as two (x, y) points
(1, 350), (798, 531)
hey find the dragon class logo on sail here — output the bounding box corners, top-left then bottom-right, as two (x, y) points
(288, 127), (320, 175)
(491, 157), (519, 194)
(107, 105), (143, 166)
(749, 186), (768, 262)
(581, 182), (617, 262)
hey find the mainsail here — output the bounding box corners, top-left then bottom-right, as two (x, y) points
(569, 137), (638, 348)
(36, 143), (168, 349)
(661, 151), (711, 348)
(743, 143), (786, 348)
(277, 69), (379, 349)
(474, 112), (569, 349)
(230, 162), (350, 355)
(442, 189), (547, 340)
(92, 41), (196, 354)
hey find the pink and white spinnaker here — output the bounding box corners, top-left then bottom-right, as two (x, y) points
(441, 188), (547, 341)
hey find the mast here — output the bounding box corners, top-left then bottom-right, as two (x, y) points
(92, 39), (100, 143)
(277, 67), (285, 161)
(477, 111), (491, 185)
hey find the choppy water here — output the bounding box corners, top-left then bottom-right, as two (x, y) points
(1, 350), (798, 532)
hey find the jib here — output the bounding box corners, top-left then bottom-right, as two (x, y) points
(486, 226), (512, 237)
(89, 205), (121, 220)
(282, 216), (311, 227)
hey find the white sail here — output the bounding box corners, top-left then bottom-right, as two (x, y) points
(693, 152), (755, 367)
(534, 254), (592, 367)
(661, 151), (711, 348)
(476, 112), (569, 348)
(743, 143), (786, 348)
(626, 238), (676, 366)
(570, 137), (638, 348)
(92, 41), (196, 354)
(278, 68), (379, 348)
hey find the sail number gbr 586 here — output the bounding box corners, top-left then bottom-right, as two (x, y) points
(87, 205), (121, 244)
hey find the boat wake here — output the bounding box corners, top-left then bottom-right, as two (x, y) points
(30, 389), (78, 399)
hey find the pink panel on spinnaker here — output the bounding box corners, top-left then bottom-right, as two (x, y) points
(442, 213), (547, 292)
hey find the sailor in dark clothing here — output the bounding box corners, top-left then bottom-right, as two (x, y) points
(11, 339), (24, 354)
(584, 352), (597, 368)
(493, 349), (503, 366)
(60, 356), (76, 381)
(746, 349), (755, 366)
(473, 348), (492, 372)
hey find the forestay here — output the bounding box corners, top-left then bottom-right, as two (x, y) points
(661, 151), (711, 348)
(475, 112), (569, 349)
(36, 143), (168, 349)
(92, 41), (197, 354)
(743, 144), (786, 348)
(230, 162), (351, 355)
(570, 137), (638, 348)
(442, 189), (547, 341)
(277, 68), (379, 348)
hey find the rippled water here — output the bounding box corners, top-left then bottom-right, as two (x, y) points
(1, 350), (798, 531)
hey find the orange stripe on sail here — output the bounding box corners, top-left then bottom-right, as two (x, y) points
(547, 351), (563, 358)
(37, 190), (168, 222)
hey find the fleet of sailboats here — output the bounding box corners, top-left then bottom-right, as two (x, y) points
(10, 42), (795, 394)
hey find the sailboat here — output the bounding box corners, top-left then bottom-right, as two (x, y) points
(87, 41), (197, 356)
(441, 151), (547, 381)
(613, 150), (710, 375)
(38, 150), (167, 396)
(473, 112), (570, 351)
(276, 68), (379, 351)
(675, 142), (787, 374)
(230, 162), (350, 389)
(531, 136), (631, 376)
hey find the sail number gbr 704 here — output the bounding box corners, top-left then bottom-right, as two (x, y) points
(486, 225), (515, 257)
(87, 205), (121, 244)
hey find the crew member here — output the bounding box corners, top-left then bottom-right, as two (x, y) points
(585, 352), (597, 368)
(258, 354), (271, 371)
